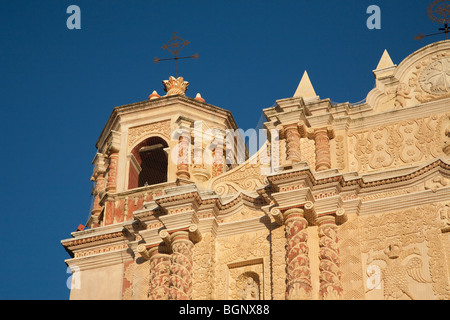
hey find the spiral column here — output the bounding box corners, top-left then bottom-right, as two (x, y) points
(169, 231), (194, 300)
(317, 213), (343, 300)
(278, 208), (313, 300)
(147, 245), (171, 300)
(176, 132), (191, 180)
(284, 123), (302, 163)
(307, 126), (335, 172)
(106, 151), (119, 193)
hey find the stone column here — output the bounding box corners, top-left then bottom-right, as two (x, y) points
(147, 245), (171, 300)
(308, 126), (335, 172)
(284, 123), (302, 163)
(90, 171), (104, 227)
(106, 151), (119, 193)
(273, 207), (312, 300)
(176, 129), (191, 180)
(169, 230), (194, 300)
(212, 146), (224, 177)
(317, 212), (344, 300)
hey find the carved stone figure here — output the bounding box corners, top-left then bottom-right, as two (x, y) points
(241, 276), (259, 300)
(367, 242), (430, 300)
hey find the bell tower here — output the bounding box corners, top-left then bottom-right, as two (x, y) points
(88, 76), (239, 228)
(62, 76), (239, 299)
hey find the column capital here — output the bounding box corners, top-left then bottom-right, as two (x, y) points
(105, 130), (121, 154)
(305, 125), (335, 140)
(270, 201), (315, 226)
(317, 208), (347, 225)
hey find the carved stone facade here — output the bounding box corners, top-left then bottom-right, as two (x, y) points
(63, 41), (450, 300)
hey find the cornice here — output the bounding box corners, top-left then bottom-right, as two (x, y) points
(95, 95), (239, 151)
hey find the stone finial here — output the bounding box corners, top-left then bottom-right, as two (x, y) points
(375, 49), (395, 70)
(148, 90), (160, 100)
(195, 93), (205, 103)
(294, 71), (318, 99)
(163, 76), (189, 96)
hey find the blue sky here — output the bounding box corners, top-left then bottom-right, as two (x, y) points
(0, 0), (443, 299)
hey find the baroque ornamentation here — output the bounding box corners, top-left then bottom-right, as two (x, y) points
(128, 120), (171, 150)
(317, 215), (343, 300)
(283, 208), (312, 300)
(284, 124), (302, 163)
(238, 272), (260, 300)
(410, 51), (450, 102)
(192, 233), (215, 299)
(169, 232), (195, 300)
(338, 216), (365, 300)
(210, 153), (267, 196)
(387, 82), (412, 109)
(215, 231), (269, 299)
(361, 203), (450, 300)
(148, 247), (171, 300)
(367, 242), (430, 300)
(163, 76), (189, 96)
(348, 114), (445, 172)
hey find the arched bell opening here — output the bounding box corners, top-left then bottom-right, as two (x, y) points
(128, 136), (169, 189)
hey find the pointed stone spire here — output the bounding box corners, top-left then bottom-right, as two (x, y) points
(294, 71), (318, 99)
(375, 49), (395, 70)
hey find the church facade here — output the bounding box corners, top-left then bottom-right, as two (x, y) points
(62, 40), (450, 300)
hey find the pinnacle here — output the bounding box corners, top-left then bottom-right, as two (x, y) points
(293, 71), (317, 99)
(375, 49), (395, 70)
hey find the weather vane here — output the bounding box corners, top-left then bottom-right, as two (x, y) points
(415, 0), (450, 40)
(154, 32), (199, 78)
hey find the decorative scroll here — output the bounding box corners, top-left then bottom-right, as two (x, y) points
(209, 149), (268, 196)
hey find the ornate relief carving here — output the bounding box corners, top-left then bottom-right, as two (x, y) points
(271, 225), (287, 300)
(209, 153), (267, 196)
(237, 272), (260, 300)
(318, 216), (343, 300)
(348, 114), (445, 172)
(148, 248), (171, 300)
(192, 233), (215, 300)
(411, 51), (450, 103)
(128, 120), (171, 151)
(300, 138), (316, 169)
(419, 57), (450, 96)
(284, 208), (312, 300)
(215, 231), (270, 300)
(338, 216), (365, 300)
(229, 267), (263, 300)
(335, 135), (346, 170)
(439, 203), (450, 228)
(361, 203), (450, 300)
(386, 83), (412, 109)
(169, 232), (194, 300)
(367, 242), (430, 300)
(442, 114), (450, 155)
(132, 257), (150, 300)
(221, 207), (265, 223)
